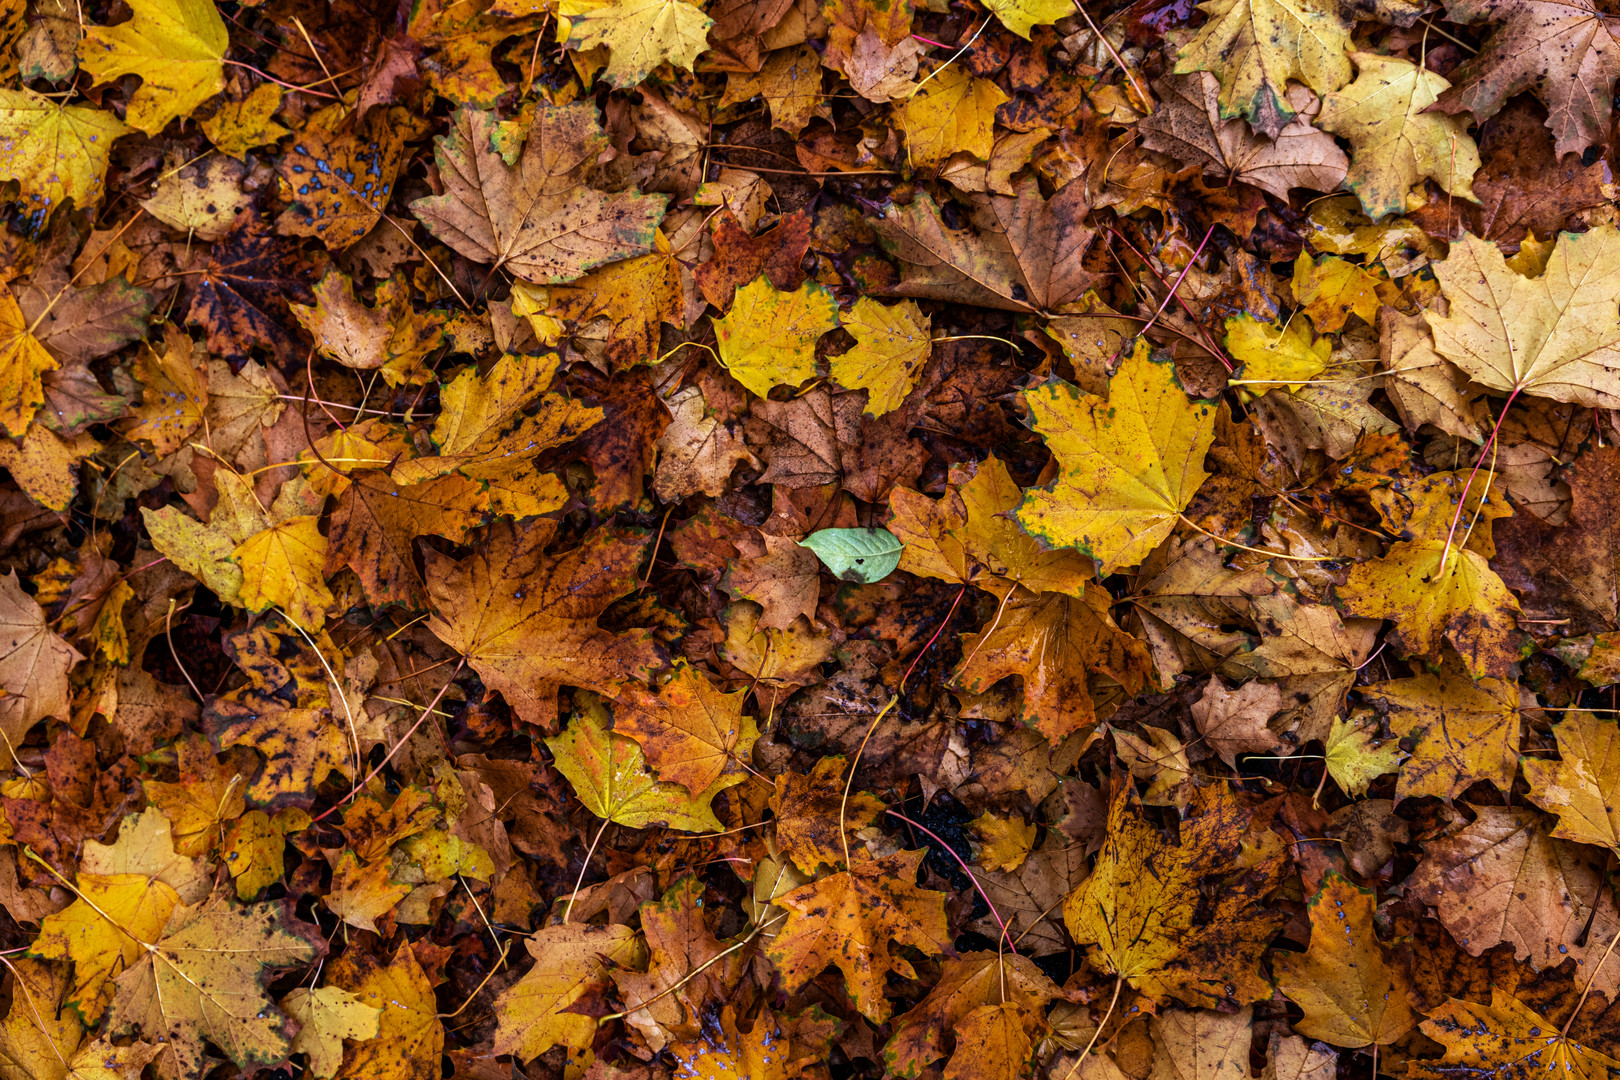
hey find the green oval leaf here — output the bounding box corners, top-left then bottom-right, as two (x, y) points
(798, 528), (903, 584)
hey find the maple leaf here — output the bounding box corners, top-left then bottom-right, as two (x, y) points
(713, 277), (841, 398)
(765, 847), (952, 1022)
(542, 240), (684, 370)
(33, 809), (209, 1021)
(955, 585), (1156, 744)
(0, 958), (83, 1080)
(1274, 872), (1417, 1047)
(0, 90), (131, 217)
(1428, 225), (1620, 407)
(945, 1002), (1039, 1080)
(1225, 312), (1330, 393)
(1319, 54), (1481, 219)
(1433, 0), (1620, 157)
(612, 876), (735, 1050)
(890, 455), (1093, 596)
(324, 472), (489, 610)
(0, 286), (58, 437)
(1407, 805), (1620, 996)
(323, 850), (409, 933)
(492, 922), (643, 1062)
(199, 84), (289, 158)
(0, 569), (83, 758)
(1189, 678), (1284, 767)
(1413, 991), (1620, 1080)
(291, 270), (443, 385)
(184, 212), (315, 361)
(1494, 444), (1620, 629)
(1063, 784), (1288, 1008)
(884, 951), (1062, 1077)
(1322, 713), (1405, 798)
(410, 105), (667, 284)
(426, 522), (665, 727)
(277, 106), (406, 251)
(1141, 73), (1349, 201)
(1171, 0), (1352, 137)
(896, 67), (1008, 169)
(1017, 340), (1218, 575)
(652, 385), (758, 501)
(1150, 1007), (1252, 1080)
(1338, 540), (1522, 680)
(613, 664), (760, 797)
(1522, 710), (1620, 852)
(769, 755), (886, 876)
(103, 893), (319, 1080)
(324, 944), (441, 1080)
(234, 516), (334, 633)
(1363, 671), (1523, 801)
(282, 986), (382, 1079)
(547, 696), (737, 831)
(563, 0), (712, 87)
(79, 0), (227, 136)
(693, 209), (811, 309)
(830, 298), (933, 417)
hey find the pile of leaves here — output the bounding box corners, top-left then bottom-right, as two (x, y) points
(3, 0), (1620, 1072)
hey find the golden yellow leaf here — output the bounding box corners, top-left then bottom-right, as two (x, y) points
(944, 1002), (1037, 1080)
(982, 0), (1074, 37)
(1428, 225), (1620, 407)
(492, 923), (643, 1062)
(79, 0), (227, 136)
(613, 664), (760, 797)
(324, 850), (410, 933)
(1274, 872), (1417, 1047)
(0, 89), (131, 217)
(1318, 53), (1480, 220)
(326, 944), (442, 1080)
(1363, 671), (1521, 801)
(547, 695), (737, 832)
(281, 986), (382, 1080)
(1412, 992), (1620, 1080)
(0, 285), (57, 437)
(1321, 713), (1404, 798)
(1225, 312), (1329, 394)
(1290, 253), (1389, 334)
(713, 277), (840, 397)
(1524, 710), (1620, 853)
(829, 298), (932, 416)
(198, 83), (288, 158)
(971, 812), (1036, 872)
(765, 848), (952, 1022)
(547, 244), (683, 370)
(1338, 540), (1522, 680)
(0, 959), (81, 1080)
(123, 323), (207, 455)
(896, 68), (1007, 169)
(562, 0), (712, 87)
(1017, 340), (1217, 575)
(221, 810), (284, 900)
(233, 516), (334, 632)
(1064, 785), (1287, 1007)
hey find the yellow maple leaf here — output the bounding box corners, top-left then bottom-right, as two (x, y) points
(0, 89), (132, 218)
(323, 850), (410, 933)
(123, 323), (207, 455)
(1338, 540), (1522, 680)
(971, 812), (1036, 872)
(1524, 710), (1620, 853)
(1064, 785), (1288, 1007)
(546, 242), (684, 369)
(562, 0), (712, 88)
(325, 945), (441, 1080)
(1319, 53), (1480, 220)
(1274, 872), (1417, 1047)
(765, 848), (952, 1022)
(890, 455), (1094, 596)
(884, 951), (1062, 1077)
(1017, 339), (1217, 575)
(492, 923), (644, 1062)
(1428, 224), (1620, 407)
(1172, 0), (1351, 137)
(1225, 312), (1330, 394)
(79, 0), (227, 136)
(769, 755), (886, 876)
(281, 986), (382, 1080)
(33, 810), (209, 1022)
(897, 67), (1007, 169)
(1363, 671), (1521, 801)
(612, 664), (760, 797)
(982, 0), (1074, 37)
(234, 516), (335, 632)
(1413, 992), (1620, 1080)
(1321, 713), (1404, 799)
(713, 276), (840, 397)
(1289, 253), (1391, 334)
(829, 297), (932, 416)
(945, 1002), (1038, 1080)
(548, 695), (737, 832)
(0, 285), (57, 437)
(198, 83), (289, 158)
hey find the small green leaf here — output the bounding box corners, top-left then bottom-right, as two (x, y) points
(798, 528), (903, 584)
